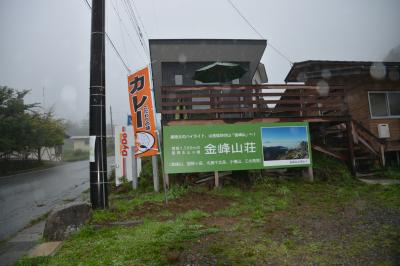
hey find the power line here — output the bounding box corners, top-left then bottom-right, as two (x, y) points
(82, 0), (131, 73)
(226, 0), (293, 66)
(121, 0), (150, 58)
(111, 0), (128, 59)
(130, 0), (149, 40)
(83, 0), (91, 10)
(105, 33), (131, 73)
(110, 0), (147, 62)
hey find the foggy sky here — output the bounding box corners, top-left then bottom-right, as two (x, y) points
(1, 0), (399, 125)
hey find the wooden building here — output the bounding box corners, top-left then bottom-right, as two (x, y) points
(285, 60), (400, 170)
(150, 39), (399, 176)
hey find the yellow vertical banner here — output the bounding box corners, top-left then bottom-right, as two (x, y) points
(127, 66), (159, 158)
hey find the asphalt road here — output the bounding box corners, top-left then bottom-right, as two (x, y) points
(0, 158), (114, 241)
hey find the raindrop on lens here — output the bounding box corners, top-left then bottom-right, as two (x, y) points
(317, 80), (329, 96)
(178, 54), (187, 63)
(370, 62), (386, 80)
(321, 69), (331, 79)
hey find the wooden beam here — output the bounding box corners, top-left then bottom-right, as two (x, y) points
(356, 135), (378, 155)
(346, 121), (356, 175)
(161, 92), (345, 98)
(312, 144), (347, 161)
(160, 106), (346, 115)
(161, 99), (342, 107)
(161, 84), (345, 91)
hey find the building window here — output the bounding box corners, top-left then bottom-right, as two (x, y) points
(174, 75), (183, 85)
(368, 91), (400, 118)
(388, 92), (400, 116)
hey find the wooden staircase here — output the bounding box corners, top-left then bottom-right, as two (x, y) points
(311, 120), (386, 176)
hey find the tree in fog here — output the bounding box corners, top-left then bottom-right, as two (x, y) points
(0, 86), (65, 161)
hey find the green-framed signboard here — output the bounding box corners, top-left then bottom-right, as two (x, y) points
(163, 122), (312, 174)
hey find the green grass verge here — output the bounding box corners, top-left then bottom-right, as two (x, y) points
(14, 166), (400, 266)
(17, 210), (218, 266)
(92, 185), (189, 224)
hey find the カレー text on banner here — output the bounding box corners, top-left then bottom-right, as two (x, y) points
(127, 66), (159, 158)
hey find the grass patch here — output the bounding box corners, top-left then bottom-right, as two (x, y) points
(178, 209), (210, 221)
(28, 212), (218, 266)
(313, 151), (355, 183)
(375, 167), (400, 179)
(62, 198), (75, 203)
(16, 166), (400, 265)
(91, 210), (119, 224)
(356, 183), (400, 208)
(209, 186), (244, 198)
(14, 256), (51, 266)
(209, 236), (292, 265)
(212, 183), (291, 220)
(92, 185), (189, 223)
(113, 185), (188, 210)
(62, 150), (89, 162)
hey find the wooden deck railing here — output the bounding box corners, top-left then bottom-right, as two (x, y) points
(160, 84), (347, 120)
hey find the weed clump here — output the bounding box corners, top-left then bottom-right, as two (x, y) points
(312, 151), (354, 183)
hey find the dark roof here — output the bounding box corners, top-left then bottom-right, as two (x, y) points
(285, 60), (400, 82)
(149, 38), (266, 45)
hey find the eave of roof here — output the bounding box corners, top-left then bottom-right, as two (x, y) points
(285, 60), (400, 82)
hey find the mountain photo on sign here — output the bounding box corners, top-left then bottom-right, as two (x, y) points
(261, 126), (310, 167)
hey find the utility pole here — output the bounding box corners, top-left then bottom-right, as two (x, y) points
(89, 0), (108, 209)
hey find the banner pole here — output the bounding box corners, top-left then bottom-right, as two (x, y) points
(156, 130), (168, 205)
(131, 146), (138, 189)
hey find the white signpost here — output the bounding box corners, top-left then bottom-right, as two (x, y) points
(114, 125), (141, 187)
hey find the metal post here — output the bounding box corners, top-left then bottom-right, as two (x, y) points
(131, 147), (138, 189)
(380, 145), (386, 167)
(214, 171), (220, 188)
(164, 173), (170, 188)
(307, 167), (314, 182)
(89, 0), (108, 209)
(109, 105), (114, 138)
(152, 155), (160, 192)
(156, 131), (168, 205)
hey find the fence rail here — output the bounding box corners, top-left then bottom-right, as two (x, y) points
(160, 84), (347, 120)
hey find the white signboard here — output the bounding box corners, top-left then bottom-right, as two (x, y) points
(89, 136), (96, 162)
(114, 125), (142, 186)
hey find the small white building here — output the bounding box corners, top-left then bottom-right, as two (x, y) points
(70, 135), (113, 152)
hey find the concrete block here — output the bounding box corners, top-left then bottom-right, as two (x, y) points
(43, 202), (91, 241)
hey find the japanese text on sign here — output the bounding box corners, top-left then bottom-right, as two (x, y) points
(127, 66), (158, 158)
